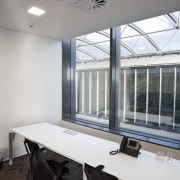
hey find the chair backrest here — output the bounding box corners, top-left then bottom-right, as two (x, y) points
(25, 138), (69, 180)
(84, 163), (118, 180)
(24, 138), (39, 155)
(29, 145), (57, 180)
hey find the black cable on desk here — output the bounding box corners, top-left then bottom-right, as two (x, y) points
(109, 149), (119, 155)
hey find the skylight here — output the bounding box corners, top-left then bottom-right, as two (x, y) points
(76, 11), (180, 62)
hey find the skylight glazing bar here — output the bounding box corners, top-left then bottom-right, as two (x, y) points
(166, 13), (178, 27)
(98, 31), (110, 38)
(121, 42), (137, 57)
(128, 23), (161, 52)
(161, 29), (178, 51)
(77, 49), (97, 60)
(77, 37), (110, 55)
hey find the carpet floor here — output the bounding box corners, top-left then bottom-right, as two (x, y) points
(0, 149), (83, 180)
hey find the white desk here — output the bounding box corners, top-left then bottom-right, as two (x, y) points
(87, 149), (180, 180)
(10, 123), (119, 164)
(10, 123), (180, 180)
(9, 123), (119, 179)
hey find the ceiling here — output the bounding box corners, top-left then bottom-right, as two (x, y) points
(0, 0), (180, 40)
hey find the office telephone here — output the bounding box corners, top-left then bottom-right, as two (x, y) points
(120, 136), (141, 157)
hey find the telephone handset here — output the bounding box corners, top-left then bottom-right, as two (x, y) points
(120, 136), (141, 157)
(120, 136), (128, 152)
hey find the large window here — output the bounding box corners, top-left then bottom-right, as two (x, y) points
(76, 30), (110, 124)
(62, 11), (180, 149)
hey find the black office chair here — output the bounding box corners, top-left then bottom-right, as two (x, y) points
(28, 144), (66, 180)
(84, 163), (118, 180)
(24, 138), (69, 180)
(24, 138), (37, 154)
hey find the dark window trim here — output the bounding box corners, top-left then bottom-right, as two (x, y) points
(62, 28), (180, 150)
(109, 27), (120, 128)
(62, 39), (76, 119)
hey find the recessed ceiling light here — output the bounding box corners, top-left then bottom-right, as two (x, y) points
(27, 7), (45, 16)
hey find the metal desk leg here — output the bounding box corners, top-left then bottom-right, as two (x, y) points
(9, 132), (15, 165)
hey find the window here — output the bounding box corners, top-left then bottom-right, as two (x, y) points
(62, 11), (180, 149)
(76, 30), (110, 125)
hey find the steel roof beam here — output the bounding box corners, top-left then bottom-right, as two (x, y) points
(128, 23), (162, 54)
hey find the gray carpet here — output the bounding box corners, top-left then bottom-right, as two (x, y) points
(0, 149), (83, 180)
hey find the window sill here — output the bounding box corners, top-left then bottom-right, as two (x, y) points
(63, 118), (180, 150)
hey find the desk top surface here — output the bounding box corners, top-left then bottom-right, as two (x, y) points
(12, 123), (180, 180)
(88, 149), (180, 180)
(12, 123), (119, 164)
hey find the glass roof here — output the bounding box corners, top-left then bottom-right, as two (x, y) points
(76, 11), (180, 63)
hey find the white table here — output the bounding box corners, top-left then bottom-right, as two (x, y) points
(87, 149), (180, 180)
(9, 123), (119, 179)
(10, 123), (180, 180)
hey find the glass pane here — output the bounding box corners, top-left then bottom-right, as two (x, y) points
(76, 50), (94, 61)
(150, 29), (180, 52)
(173, 11), (180, 21)
(119, 68), (135, 124)
(84, 32), (109, 43)
(91, 71), (97, 116)
(125, 69), (135, 121)
(76, 29), (110, 125)
(98, 70), (110, 120)
(121, 46), (133, 57)
(134, 15), (173, 34)
(121, 25), (139, 38)
(136, 68), (147, 122)
(78, 44), (109, 61)
(122, 36), (157, 55)
(76, 37), (88, 47)
(163, 30), (180, 52)
(120, 11), (180, 58)
(148, 67), (160, 126)
(77, 30), (110, 63)
(77, 72), (82, 113)
(176, 66), (180, 132)
(119, 69), (124, 120)
(161, 67), (174, 129)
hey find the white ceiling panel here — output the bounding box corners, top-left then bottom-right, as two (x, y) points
(0, 0), (179, 40)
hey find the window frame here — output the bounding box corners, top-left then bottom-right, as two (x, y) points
(62, 28), (180, 150)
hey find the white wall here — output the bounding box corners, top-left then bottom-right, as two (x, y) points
(0, 28), (62, 159)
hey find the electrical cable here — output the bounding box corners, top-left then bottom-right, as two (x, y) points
(109, 149), (119, 155)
